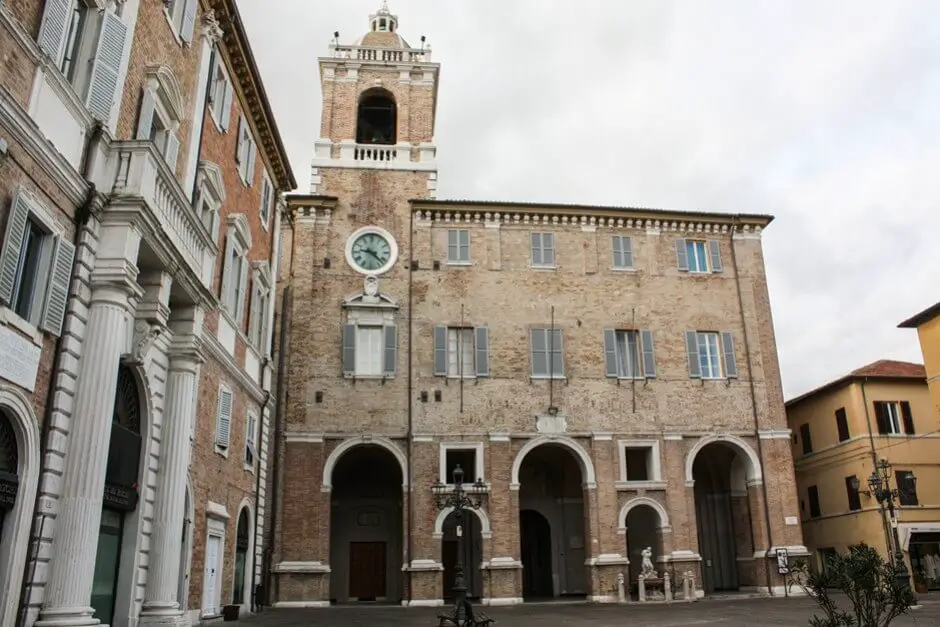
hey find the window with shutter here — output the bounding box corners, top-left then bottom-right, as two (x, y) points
(260, 176), (273, 227)
(84, 10), (128, 122)
(37, 0), (76, 68)
(136, 66), (186, 170)
(873, 401), (904, 435)
(604, 329), (642, 379)
(244, 412), (257, 467)
(611, 236), (633, 269)
(896, 470), (918, 506)
(530, 327), (563, 378)
(216, 385), (233, 450)
(808, 485), (821, 518)
(683, 240), (710, 273)
(530, 232), (555, 267)
(220, 214), (252, 323)
(447, 229), (470, 264)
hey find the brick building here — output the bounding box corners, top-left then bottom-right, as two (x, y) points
(270, 5), (806, 609)
(0, 0), (293, 625)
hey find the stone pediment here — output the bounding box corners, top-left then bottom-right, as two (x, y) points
(342, 276), (399, 310)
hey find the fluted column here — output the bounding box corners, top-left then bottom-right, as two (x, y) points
(38, 225), (143, 627)
(141, 308), (205, 625)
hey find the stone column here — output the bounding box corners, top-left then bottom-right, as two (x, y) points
(37, 224), (143, 627)
(141, 308), (205, 626)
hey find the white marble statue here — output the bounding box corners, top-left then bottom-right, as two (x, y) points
(641, 546), (658, 578)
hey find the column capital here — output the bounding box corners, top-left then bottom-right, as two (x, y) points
(125, 318), (168, 366)
(89, 258), (144, 306)
(167, 335), (205, 373)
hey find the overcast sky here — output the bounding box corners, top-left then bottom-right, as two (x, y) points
(237, 0), (940, 400)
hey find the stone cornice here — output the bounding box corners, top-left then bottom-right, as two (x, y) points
(206, 0), (296, 191)
(285, 194), (338, 224)
(411, 201), (772, 236)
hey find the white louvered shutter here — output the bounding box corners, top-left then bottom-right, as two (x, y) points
(40, 237), (76, 336)
(135, 90), (156, 140)
(216, 387), (233, 447)
(164, 132), (181, 172)
(85, 10), (128, 122)
(180, 0), (198, 43)
(37, 0), (74, 66)
(0, 191), (31, 306)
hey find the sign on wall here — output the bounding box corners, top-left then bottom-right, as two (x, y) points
(0, 325), (41, 392)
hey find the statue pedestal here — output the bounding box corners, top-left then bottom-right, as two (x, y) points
(637, 571), (672, 603)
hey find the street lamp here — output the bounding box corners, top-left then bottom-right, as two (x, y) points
(850, 458), (917, 596)
(431, 465), (488, 626)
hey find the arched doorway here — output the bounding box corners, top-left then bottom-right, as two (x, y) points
(233, 507), (252, 607)
(356, 88), (397, 145)
(91, 365), (144, 624)
(517, 443), (590, 599)
(441, 510), (483, 600)
(329, 444), (404, 604)
(690, 440), (757, 593)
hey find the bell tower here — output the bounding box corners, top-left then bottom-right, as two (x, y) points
(312, 2), (440, 198)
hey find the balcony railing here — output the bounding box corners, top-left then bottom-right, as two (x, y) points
(329, 44), (432, 63)
(110, 141), (215, 288)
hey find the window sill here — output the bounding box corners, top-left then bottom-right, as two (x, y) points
(344, 373), (395, 380)
(445, 374), (478, 380)
(214, 445), (230, 459)
(0, 307), (43, 346)
(530, 375), (566, 381)
(529, 264), (557, 271)
(446, 261), (472, 267)
(208, 107), (225, 134)
(611, 266), (636, 272)
(243, 461), (255, 473)
(616, 480), (667, 491)
(610, 375), (646, 381)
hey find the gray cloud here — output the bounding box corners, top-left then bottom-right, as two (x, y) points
(237, 0), (940, 399)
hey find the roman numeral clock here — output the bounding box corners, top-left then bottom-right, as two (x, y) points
(345, 226), (399, 276)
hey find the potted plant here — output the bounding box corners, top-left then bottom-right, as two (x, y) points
(914, 567), (928, 594)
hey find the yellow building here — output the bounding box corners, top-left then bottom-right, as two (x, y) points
(900, 301), (940, 422)
(785, 360), (940, 588)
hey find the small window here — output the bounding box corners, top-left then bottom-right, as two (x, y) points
(209, 52), (233, 131)
(355, 326), (384, 376)
(685, 331), (737, 380)
(215, 384), (233, 450)
(897, 470), (918, 506)
(220, 214), (252, 325)
(800, 423), (813, 455)
(236, 117), (257, 185)
(530, 328), (563, 378)
(624, 448), (650, 481)
(603, 329), (656, 379)
(874, 401), (914, 436)
(611, 235), (633, 269)
(686, 240), (708, 272)
(675, 238), (722, 274)
(244, 412), (257, 467)
(260, 177), (273, 228)
(433, 325), (489, 378)
(447, 229), (470, 264)
(808, 485), (821, 518)
(835, 408), (850, 442)
(342, 323), (397, 378)
(248, 262), (271, 352)
(530, 232), (555, 267)
(444, 448), (477, 483)
(166, 0), (198, 41)
(845, 476), (861, 511)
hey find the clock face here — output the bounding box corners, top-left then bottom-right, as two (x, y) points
(350, 232), (393, 272)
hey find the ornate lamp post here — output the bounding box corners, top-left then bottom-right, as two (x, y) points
(851, 458), (917, 596)
(431, 464), (488, 626)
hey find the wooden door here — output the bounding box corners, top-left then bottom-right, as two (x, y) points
(349, 541), (387, 600)
(442, 540), (458, 598)
(520, 509), (554, 598)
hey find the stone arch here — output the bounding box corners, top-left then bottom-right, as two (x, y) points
(145, 64), (184, 121)
(684, 434), (762, 485)
(510, 435), (597, 489)
(0, 385), (40, 627)
(433, 506), (492, 539)
(356, 87), (397, 145)
(322, 436), (408, 490)
(617, 496), (671, 534)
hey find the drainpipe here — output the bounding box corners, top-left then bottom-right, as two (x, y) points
(730, 217), (775, 596)
(405, 204), (415, 603)
(188, 47), (216, 203)
(250, 389), (270, 612)
(16, 121), (105, 627)
(860, 378), (893, 556)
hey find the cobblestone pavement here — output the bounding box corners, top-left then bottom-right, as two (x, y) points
(240, 597), (940, 626)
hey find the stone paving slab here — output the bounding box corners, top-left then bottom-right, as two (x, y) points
(238, 597), (940, 626)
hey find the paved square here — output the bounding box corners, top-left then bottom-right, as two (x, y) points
(243, 597), (940, 626)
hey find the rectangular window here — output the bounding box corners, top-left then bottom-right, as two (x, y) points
(697, 332), (721, 379)
(215, 385), (233, 450)
(530, 327), (563, 378)
(355, 326), (384, 376)
(604, 329), (656, 379)
(447, 229), (470, 264)
(12, 219), (51, 322)
(530, 232), (555, 267)
(800, 423), (813, 455)
(244, 412), (257, 467)
(224, 244), (246, 315)
(433, 325), (489, 378)
(845, 476), (862, 511)
(444, 448), (477, 483)
(685, 330), (737, 379)
(874, 401), (914, 435)
(236, 117), (257, 185)
(209, 52), (233, 130)
(819, 548), (838, 575)
(612, 235), (633, 269)
(623, 447), (650, 481)
(686, 240), (708, 272)
(60, 2), (90, 82)
(343, 323), (396, 378)
(835, 407), (850, 442)
(675, 238), (722, 273)
(167, 0), (198, 41)
(260, 177), (273, 227)
(808, 485), (821, 518)
(897, 470), (918, 506)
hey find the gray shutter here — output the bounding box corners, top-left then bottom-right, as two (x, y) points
(433, 325), (448, 376)
(85, 10), (128, 122)
(40, 237), (75, 336)
(611, 237), (623, 268)
(475, 326), (489, 377)
(220, 78), (234, 130)
(37, 0), (74, 66)
(603, 329), (618, 377)
(236, 116), (246, 163)
(708, 239), (723, 273)
(622, 236), (634, 268)
(180, 0), (198, 42)
(675, 238), (689, 271)
(248, 280), (261, 345)
(0, 191), (31, 306)
(135, 90), (156, 139)
(530, 232), (541, 265)
(383, 324), (397, 375)
(641, 329), (656, 379)
(219, 236), (234, 309)
(246, 140), (257, 186)
(164, 132), (180, 172)
(208, 51), (220, 104)
(216, 387), (233, 447)
(236, 253), (249, 325)
(459, 229), (470, 261)
(342, 324), (356, 376)
(543, 233), (555, 266)
(447, 229), (458, 262)
(721, 331), (738, 378)
(685, 331), (701, 378)
(550, 328), (563, 376)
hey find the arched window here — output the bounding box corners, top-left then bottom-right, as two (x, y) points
(104, 365), (143, 511)
(233, 508), (251, 604)
(0, 412), (19, 536)
(356, 88), (397, 145)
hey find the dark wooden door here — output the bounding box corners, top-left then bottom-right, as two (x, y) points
(520, 509), (553, 598)
(349, 541), (387, 600)
(442, 540), (458, 598)
(696, 492), (739, 592)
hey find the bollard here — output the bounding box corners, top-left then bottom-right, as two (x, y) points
(617, 572), (625, 604)
(664, 571), (672, 602)
(638, 574), (646, 603)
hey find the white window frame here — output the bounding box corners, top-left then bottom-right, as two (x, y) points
(446, 327), (475, 379)
(244, 411), (257, 471)
(530, 232), (556, 268)
(616, 439), (664, 489)
(611, 235), (634, 270)
(685, 239), (709, 273)
(882, 402), (903, 435)
(259, 174), (273, 230)
(136, 65), (185, 172)
(0, 187), (71, 337)
(194, 161), (225, 242)
(354, 325), (385, 377)
(446, 229), (470, 265)
(207, 51), (234, 132)
(164, 0), (198, 44)
(220, 214), (252, 324)
(697, 331), (723, 379)
(439, 442), (486, 487)
(214, 383), (233, 457)
(248, 262), (271, 353)
(530, 327), (564, 379)
(343, 309), (397, 379)
(613, 329), (642, 379)
(236, 116), (257, 186)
